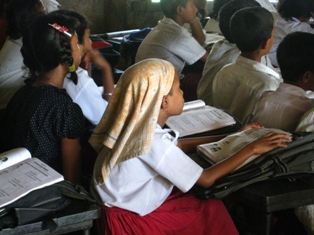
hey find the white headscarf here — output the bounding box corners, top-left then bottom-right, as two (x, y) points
(89, 58), (175, 182)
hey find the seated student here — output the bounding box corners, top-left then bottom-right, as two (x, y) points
(198, 0), (264, 106)
(135, 0), (208, 101)
(0, 12), (85, 184)
(88, 58), (291, 235)
(268, 0), (314, 67)
(0, 0), (44, 110)
(252, 32), (314, 131)
(51, 10), (114, 126)
(212, 7), (282, 124)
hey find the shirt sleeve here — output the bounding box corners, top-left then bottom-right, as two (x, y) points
(55, 101), (85, 139)
(140, 131), (203, 193)
(170, 29), (206, 65)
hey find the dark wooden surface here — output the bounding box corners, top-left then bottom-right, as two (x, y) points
(0, 199), (100, 235)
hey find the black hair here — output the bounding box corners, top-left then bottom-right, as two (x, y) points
(230, 7), (273, 52)
(277, 32), (314, 82)
(21, 12), (78, 84)
(6, 0), (43, 39)
(209, 0), (231, 19)
(50, 9), (89, 44)
(219, 0), (260, 42)
(160, 0), (189, 18)
(278, 0), (314, 20)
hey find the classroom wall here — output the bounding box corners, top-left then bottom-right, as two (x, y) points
(57, 0), (164, 34)
(55, 0), (214, 34)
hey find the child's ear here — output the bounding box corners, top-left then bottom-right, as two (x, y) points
(301, 71), (312, 84)
(176, 5), (183, 14)
(161, 95), (169, 110)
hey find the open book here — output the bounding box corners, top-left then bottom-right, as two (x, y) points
(0, 148), (64, 208)
(197, 128), (291, 171)
(165, 100), (238, 138)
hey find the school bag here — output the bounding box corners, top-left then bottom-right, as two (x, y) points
(0, 181), (95, 229)
(191, 132), (314, 200)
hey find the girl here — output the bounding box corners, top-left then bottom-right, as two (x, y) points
(0, 12), (85, 184)
(89, 58), (291, 235)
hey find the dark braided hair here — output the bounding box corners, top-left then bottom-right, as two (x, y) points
(21, 12), (79, 84)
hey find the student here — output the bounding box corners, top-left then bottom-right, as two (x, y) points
(198, 0), (263, 106)
(51, 10), (114, 126)
(268, 0), (314, 67)
(252, 32), (314, 131)
(89, 58), (291, 235)
(135, 0), (208, 101)
(212, 7), (282, 124)
(0, 0), (44, 110)
(0, 12), (85, 184)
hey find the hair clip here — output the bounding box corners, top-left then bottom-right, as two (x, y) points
(48, 23), (72, 37)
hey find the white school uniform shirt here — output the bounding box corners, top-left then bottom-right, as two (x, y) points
(91, 125), (203, 216)
(135, 16), (206, 75)
(296, 107), (314, 132)
(63, 67), (108, 125)
(198, 39), (276, 106)
(252, 83), (314, 132)
(212, 55), (282, 124)
(0, 38), (28, 109)
(269, 12), (314, 67)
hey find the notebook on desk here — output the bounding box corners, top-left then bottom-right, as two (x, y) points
(165, 100), (242, 139)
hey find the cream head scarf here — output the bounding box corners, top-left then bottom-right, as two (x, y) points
(89, 58), (175, 182)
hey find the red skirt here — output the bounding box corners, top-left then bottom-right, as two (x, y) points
(96, 189), (238, 235)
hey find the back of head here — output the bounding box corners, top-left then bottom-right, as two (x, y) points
(21, 12), (77, 83)
(230, 6), (273, 52)
(278, 0), (314, 20)
(6, 0), (43, 39)
(219, 0), (260, 42)
(277, 32), (314, 82)
(209, 0), (231, 19)
(160, 0), (188, 18)
(50, 9), (89, 44)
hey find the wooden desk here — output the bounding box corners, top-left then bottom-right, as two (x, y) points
(227, 176), (314, 235)
(0, 199), (100, 235)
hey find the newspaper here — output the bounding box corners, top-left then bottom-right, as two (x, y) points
(197, 128), (290, 170)
(0, 148), (64, 208)
(166, 100), (236, 137)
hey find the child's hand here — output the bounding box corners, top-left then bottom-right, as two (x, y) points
(247, 132), (292, 155)
(241, 122), (264, 131)
(87, 49), (111, 71)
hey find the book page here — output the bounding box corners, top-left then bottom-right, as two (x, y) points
(0, 158), (64, 207)
(166, 105), (236, 137)
(0, 148), (31, 171)
(182, 100), (205, 111)
(197, 128), (290, 170)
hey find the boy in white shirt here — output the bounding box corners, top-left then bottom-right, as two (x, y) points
(269, 0), (314, 67)
(212, 6), (282, 124)
(252, 32), (314, 132)
(198, 0), (264, 105)
(136, 0), (208, 101)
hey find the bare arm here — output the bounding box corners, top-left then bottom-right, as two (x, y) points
(196, 132), (292, 188)
(178, 135), (226, 153)
(189, 18), (206, 44)
(87, 49), (115, 101)
(61, 138), (81, 184)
